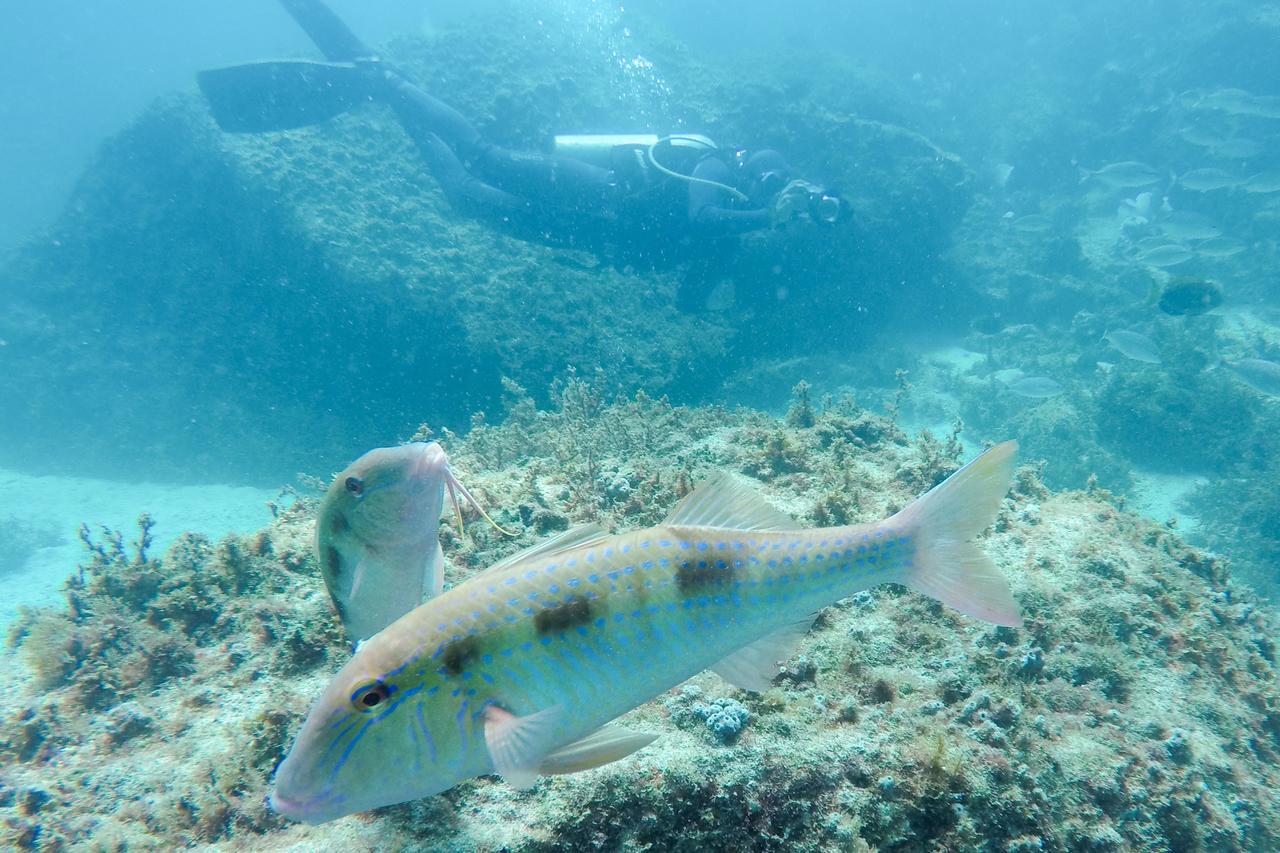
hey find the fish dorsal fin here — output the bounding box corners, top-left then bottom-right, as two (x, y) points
(664, 473), (803, 531)
(538, 725), (658, 776)
(711, 614), (817, 692)
(481, 523), (611, 575)
(483, 704), (564, 790)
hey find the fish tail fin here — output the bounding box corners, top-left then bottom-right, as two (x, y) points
(888, 441), (1022, 627)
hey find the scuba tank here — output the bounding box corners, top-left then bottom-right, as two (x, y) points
(552, 134), (747, 201)
(552, 133), (717, 170)
(553, 133), (660, 169)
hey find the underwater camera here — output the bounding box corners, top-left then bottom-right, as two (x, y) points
(809, 191), (843, 225)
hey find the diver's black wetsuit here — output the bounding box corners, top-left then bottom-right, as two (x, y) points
(274, 0), (793, 253)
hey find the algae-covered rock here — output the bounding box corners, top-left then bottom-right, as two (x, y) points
(1, 387), (1276, 851)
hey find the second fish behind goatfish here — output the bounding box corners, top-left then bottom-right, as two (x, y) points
(316, 442), (505, 644)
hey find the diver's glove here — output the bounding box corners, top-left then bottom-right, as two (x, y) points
(770, 179), (816, 226)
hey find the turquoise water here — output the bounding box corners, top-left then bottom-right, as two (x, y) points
(2, 1), (1278, 848)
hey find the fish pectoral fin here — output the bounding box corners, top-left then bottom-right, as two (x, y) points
(347, 556), (371, 603)
(539, 725), (659, 776)
(711, 615), (817, 692)
(663, 473), (802, 531)
(483, 703), (564, 790)
(426, 540), (445, 599)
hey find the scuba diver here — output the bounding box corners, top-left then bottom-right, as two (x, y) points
(198, 0), (846, 277)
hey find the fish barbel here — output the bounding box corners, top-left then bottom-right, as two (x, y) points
(275, 442), (1021, 823)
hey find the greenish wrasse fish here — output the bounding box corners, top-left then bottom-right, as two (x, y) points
(278, 442), (1022, 822)
(316, 442), (507, 644)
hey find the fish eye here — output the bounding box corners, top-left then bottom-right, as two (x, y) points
(345, 476), (364, 496)
(350, 680), (394, 712)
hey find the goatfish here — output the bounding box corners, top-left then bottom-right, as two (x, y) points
(316, 442), (509, 644)
(275, 442), (1022, 823)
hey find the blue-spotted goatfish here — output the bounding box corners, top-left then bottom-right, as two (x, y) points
(316, 442), (507, 644)
(275, 442), (1022, 822)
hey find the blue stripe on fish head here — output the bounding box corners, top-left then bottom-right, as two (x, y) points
(270, 643), (484, 824)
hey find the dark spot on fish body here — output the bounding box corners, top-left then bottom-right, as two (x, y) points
(331, 595), (350, 625)
(440, 635), (480, 676)
(533, 595), (594, 634)
(323, 545), (343, 581)
(676, 556), (739, 593)
(327, 511), (350, 536)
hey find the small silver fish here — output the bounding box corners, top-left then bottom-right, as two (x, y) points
(1194, 89), (1280, 119)
(316, 442), (508, 644)
(1135, 236), (1174, 253)
(1244, 171), (1280, 194)
(1178, 168), (1242, 191)
(1178, 126), (1224, 148)
(1158, 211), (1221, 242)
(1247, 95), (1280, 119)
(1137, 244), (1195, 268)
(1104, 330), (1161, 364)
(1191, 88), (1262, 115)
(1225, 359), (1280, 397)
(1211, 138), (1264, 160)
(1007, 376), (1064, 398)
(1195, 236), (1245, 258)
(1011, 214), (1053, 233)
(272, 444), (1022, 823)
(1080, 161), (1162, 188)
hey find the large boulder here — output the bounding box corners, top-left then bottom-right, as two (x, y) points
(0, 11), (974, 481)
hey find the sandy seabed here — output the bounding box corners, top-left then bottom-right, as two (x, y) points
(0, 467), (277, 633)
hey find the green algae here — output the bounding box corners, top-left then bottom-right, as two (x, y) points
(1, 385), (1277, 850)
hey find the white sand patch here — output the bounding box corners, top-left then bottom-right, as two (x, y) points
(0, 468), (277, 632)
(1126, 468), (1206, 533)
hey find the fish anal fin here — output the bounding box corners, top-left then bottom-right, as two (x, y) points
(483, 704), (563, 790)
(664, 473), (803, 531)
(712, 615), (816, 692)
(539, 725), (658, 776)
(481, 524), (611, 576)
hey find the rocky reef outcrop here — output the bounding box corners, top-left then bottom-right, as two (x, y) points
(3, 385), (1275, 850)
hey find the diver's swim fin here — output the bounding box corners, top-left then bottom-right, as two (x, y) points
(278, 0), (374, 62)
(197, 60), (370, 133)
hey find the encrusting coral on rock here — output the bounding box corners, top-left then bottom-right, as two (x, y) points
(2, 380), (1277, 850)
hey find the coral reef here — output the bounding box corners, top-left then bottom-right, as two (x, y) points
(2, 386), (1276, 850)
